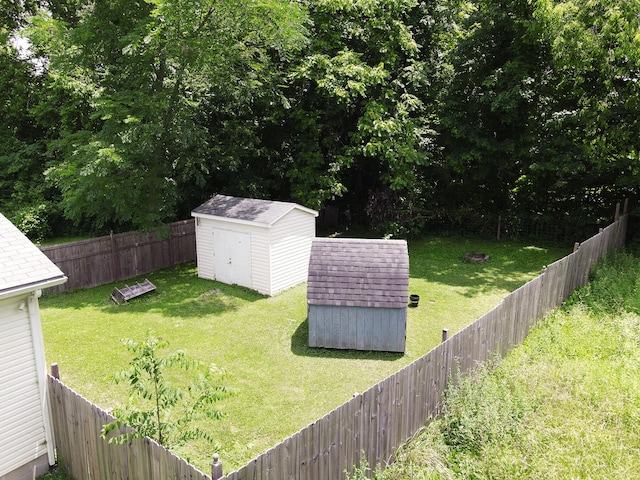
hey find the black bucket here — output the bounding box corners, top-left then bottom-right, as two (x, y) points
(409, 294), (420, 308)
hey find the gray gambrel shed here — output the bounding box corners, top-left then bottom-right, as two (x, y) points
(192, 195), (318, 296)
(307, 238), (409, 352)
(0, 213), (67, 480)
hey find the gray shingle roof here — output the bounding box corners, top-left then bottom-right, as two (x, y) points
(192, 194), (317, 226)
(307, 238), (409, 308)
(0, 213), (67, 296)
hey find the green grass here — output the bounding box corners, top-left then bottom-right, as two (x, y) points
(39, 236), (567, 473)
(372, 251), (640, 479)
(37, 462), (74, 480)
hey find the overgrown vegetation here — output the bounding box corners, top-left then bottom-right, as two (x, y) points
(37, 465), (74, 480)
(368, 250), (640, 479)
(2, 0), (637, 239)
(40, 237), (567, 472)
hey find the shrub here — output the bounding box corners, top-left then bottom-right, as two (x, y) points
(440, 361), (538, 457)
(101, 335), (231, 449)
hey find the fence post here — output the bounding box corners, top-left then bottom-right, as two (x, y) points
(615, 202), (621, 222)
(211, 453), (223, 480)
(51, 363), (60, 380)
(441, 329), (449, 343)
(573, 242), (580, 253)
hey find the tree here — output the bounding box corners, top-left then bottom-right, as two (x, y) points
(5, 0), (637, 239)
(279, 0), (457, 234)
(101, 335), (230, 449)
(430, 0), (640, 234)
(25, 0), (309, 232)
(515, 0), (640, 224)
(438, 0), (552, 221)
(0, 0), (68, 240)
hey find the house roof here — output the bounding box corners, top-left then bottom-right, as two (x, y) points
(307, 238), (409, 309)
(0, 213), (67, 298)
(192, 194), (318, 227)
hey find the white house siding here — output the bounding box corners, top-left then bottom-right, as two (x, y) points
(194, 218), (271, 295)
(269, 209), (316, 295)
(0, 296), (48, 478)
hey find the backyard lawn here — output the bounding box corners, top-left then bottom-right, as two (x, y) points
(40, 236), (569, 473)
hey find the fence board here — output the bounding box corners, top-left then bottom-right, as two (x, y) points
(464, 322), (475, 370)
(408, 362), (420, 435)
(363, 383), (379, 471)
(477, 312), (489, 364)
(297, 422), (311, 480)
(284, 432), (298, 480)
(432, 343), (443, 419)
(410, 362), (422, 431)
(401, 365), (413, 445)
(397, 367), (408, 444)
(339, 396), (356, 479)
(381, 376), (392, 465)
(426, 349), (438, 418)
(398, 368), (409, 457)
(330, 407), (342, 479)
(83, 402), (98, 478)
(493, 303), (504, 357)
(511, 286), (524, 346)
(69, 390), (86, 479)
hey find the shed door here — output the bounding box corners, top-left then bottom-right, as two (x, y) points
(213, 229), (252, 288)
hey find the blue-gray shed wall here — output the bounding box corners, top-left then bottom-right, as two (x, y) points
(308, 305), (406, 353)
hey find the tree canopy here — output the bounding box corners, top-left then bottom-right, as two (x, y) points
(1, 0), (637, 239)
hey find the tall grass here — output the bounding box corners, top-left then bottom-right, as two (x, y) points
(373, 251), (640, 479)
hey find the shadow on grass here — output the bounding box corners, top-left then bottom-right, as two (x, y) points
(408, 237), (570, 297)
(42, 262), (265, 318)
(290, 319), (404, 361)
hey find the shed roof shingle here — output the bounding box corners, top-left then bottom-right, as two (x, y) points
(0, 213), (67, 296)
(192, 194), (317, 227)
(307, 238), (409, 309)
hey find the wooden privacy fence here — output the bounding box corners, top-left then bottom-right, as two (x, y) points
(47, 210), (627, 480)
(219, 211), (628, 480)
(40, 219), (196, 292)
(47, 375), (215, 480)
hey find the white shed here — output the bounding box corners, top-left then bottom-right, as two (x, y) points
(192, 195), (318, 296)
(0, 213), (67, 480)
